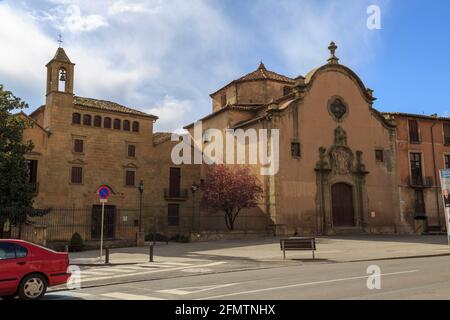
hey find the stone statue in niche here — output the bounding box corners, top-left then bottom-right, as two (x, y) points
(356, 151), (366, 172)
(316, 146), (330, 170)
(334, 126), (348, 146)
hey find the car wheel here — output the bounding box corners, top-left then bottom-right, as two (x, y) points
(18, 274), (48, 300)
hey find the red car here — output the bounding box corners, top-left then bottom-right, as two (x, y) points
(0, 239), (70, 300)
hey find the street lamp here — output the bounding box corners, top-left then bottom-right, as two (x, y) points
(138, 180), (144, 234)
(191, 182), (200, 232)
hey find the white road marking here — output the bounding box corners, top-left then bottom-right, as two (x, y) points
(101, 292), (166, 300)
(158, 283), (239, 296)
(198, 269), (420, 300)
(81, 261), (226, 283)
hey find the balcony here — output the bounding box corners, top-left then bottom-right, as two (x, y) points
(408, 176), (433, 188)
(164, 188), (188, 201)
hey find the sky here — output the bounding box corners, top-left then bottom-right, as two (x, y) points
(0, 0), (449, 132)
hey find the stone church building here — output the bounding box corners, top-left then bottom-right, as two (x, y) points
(12, 43), (449, 245)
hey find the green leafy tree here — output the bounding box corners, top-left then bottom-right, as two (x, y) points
(0, 84), (49, 238)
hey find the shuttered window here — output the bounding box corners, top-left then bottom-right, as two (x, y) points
(71, 167), (83, 184)
(444, 124), (450, 146)
(73, 139), (84, 153)
(125, 170), (135, 186)
(168, 204), (180, 226)
(408, 119), (420, 143)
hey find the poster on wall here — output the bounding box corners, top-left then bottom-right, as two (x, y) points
(439, 169), (450, 246)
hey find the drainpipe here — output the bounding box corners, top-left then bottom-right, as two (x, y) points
(430, 122), (442, 230)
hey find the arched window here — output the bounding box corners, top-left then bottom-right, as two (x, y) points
(83, 114), (92, 126)
(113, 119), (121, 130)
(132, 121), (140, 133)
(72, 113), (81, 125)
(123, 120), (130, 131)
(58, 68), (67, 92)
(104, 117), (112, 128)
(93, 115), (102, 127)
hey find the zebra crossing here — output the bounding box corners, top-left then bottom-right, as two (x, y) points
(71, 261), (227, 284)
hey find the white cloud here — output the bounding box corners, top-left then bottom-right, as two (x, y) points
(146, 96), (192, 133)
(60, 4), (108, 32)
(107, 0), (162, 15)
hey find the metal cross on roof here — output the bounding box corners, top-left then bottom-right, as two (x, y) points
(57, 33), (63, 47)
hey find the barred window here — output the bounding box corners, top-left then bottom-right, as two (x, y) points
(291, 142), (301, 158)
(74, 139), (84, 153)
(128, 145), (136, 158)
(375, 149), (384, 162)
(125, 170), (135, 186)
(71, 167), (83, 184)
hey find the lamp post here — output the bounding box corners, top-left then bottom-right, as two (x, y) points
(138, 180), (144, 234)
(191, 182), (200, 232)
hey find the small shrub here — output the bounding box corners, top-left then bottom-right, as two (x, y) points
(170, 234), (190, 243)
(145, 233), (168, 242)
(69, 232), (84, 252)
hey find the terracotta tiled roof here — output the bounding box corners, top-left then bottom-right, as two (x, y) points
(236, 62), (295, 83)
(74, 96), (157, 119)
(153, 132), (173, 145)
(210, 62), (295, 97)
(52, 48), (72, 64)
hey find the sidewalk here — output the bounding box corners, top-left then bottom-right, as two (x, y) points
(69, 235), (450, 266)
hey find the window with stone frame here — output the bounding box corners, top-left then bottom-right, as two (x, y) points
(73, 139), (84, 153)
(375, 149), (384, 162)
(71, 167), (83, 184)
(125, 170), (135, 186)
(127, 144), (136, 158)
(291, 142), (301, 158)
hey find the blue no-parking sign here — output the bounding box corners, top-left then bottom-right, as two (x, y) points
(97, 185), (111, 200)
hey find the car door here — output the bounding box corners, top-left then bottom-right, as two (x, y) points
(0, 243), (21, 295)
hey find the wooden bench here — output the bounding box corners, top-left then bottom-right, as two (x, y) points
(280, 237), (316, 260)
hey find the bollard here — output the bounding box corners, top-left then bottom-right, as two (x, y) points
(105, 247), (110, 264)
(149, 244), (154, 262)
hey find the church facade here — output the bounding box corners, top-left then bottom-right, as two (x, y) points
(14, 43), (449, 245)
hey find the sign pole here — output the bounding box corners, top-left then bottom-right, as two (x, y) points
(100, 199), (105, 261)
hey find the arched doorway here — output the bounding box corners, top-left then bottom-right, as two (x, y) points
(331, 183), (355, 227)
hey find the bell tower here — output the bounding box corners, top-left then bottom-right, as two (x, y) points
(46, 47), (75, 96)
(43, 45), (75, 131)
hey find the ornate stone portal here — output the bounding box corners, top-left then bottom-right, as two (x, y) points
(315, 127), (369, 235)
